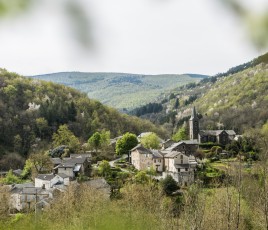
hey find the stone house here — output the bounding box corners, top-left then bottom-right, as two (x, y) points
(131, 145), (164, 172)
(35, 174), (69, 189)
(53, 154), (91, 178)
(163, 151), (197, 185)
(131, 142), (198, 185)
(163, 140), (199, 156)
(10, 184), (51, 212)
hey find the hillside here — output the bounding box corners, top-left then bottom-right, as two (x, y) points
(31, 72), (208, 111)
(0, 69), (168, 157)
(131, 53), (268, 135)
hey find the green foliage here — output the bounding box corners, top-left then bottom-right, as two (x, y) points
(172, 127), (187, 142)
(32, 72), (205, 110)
(160, 175), (179, 195)
(21, 159), (33, 179)
(88, 130), (110, 152)
(140, 132), (160, 149)
(116, 132), (138, 156)
(135, 171), (149, 184)
(0, 69), (168, 156)
(98, 160), (111, 177)
(28, 152), (53, 178)
(35, 117), (48, 138)
(52, 124), (80, 153)
(147, 166), (157, 176)
(1, 170), (22, 184)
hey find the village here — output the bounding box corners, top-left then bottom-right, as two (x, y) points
(0, 107), (243, 214)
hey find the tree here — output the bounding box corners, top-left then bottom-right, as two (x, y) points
(35, 117), (48, 139)
(88, 132), (101, 152)
(98, 160), (111, 177)
(29, 152), (53, 179)
(160, 175), (178, 195)
(174, 98), (180, 110)
(140, 132), (160, 149)
(172, 127), (187, 142)
(13, 134), (22, 153)
(88, 130), (110, 152)
(116, 132), (138, 155)
(1, 170), (22, 185)
(52, 124), (80, 153)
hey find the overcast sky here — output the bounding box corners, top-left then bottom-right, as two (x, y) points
(0, 0), (267, 76)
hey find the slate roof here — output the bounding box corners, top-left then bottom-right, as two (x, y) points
(57, 173), (69, 179)
(164, 151), (181, 158)
(22, 187), (43, 195)
(150, 150), (164, 158)
(36, 174), (55, 181)
(178, 140), (199, 145)
(10, 183), (34, 194)
(57, 163), (76, 168)
(63, 157), (87, 164)
(131, 145), (164, 158)
(50, 158), (62, 165)
(164, 140), (198, 151)
(199, 130), (236, 136)
(131, 144), (152, 154)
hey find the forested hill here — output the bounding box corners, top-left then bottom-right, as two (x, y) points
(0, 69), (167, 156)
(131, 52), (268, 135)
(31, 72), (208, 111)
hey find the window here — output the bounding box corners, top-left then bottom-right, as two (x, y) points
(178, 168), (181, 172)
(154, 159), (156, 163)
(180, 155), (183, 159)
(185, 168), (188, 172)
(158, 159), (161, 163)
(181, 160), (183, 164)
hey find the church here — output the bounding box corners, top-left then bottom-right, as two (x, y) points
(189, 107), (236, 145)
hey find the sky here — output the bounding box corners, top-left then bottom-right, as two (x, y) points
(0, 0), (267, 76)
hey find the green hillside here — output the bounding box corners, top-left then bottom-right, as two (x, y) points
(31, 72), (207, 111)
(131, 53), (268, 135)
(0, 69), (168, 157)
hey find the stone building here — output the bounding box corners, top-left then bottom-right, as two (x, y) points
(189, 107), (236, 145)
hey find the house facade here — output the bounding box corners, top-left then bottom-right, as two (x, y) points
(163, 151), (197, 185)
(131, 143), (198, 185)
(53, 154), (91, 178)
(131, 145), (164, 172)
(35, 174), (70, 189)
(10, 185), (51, 212)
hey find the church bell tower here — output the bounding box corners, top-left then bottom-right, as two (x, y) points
(189, 107), (199, 140)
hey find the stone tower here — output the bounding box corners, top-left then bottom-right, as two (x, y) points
(189, 107), (199, 140)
